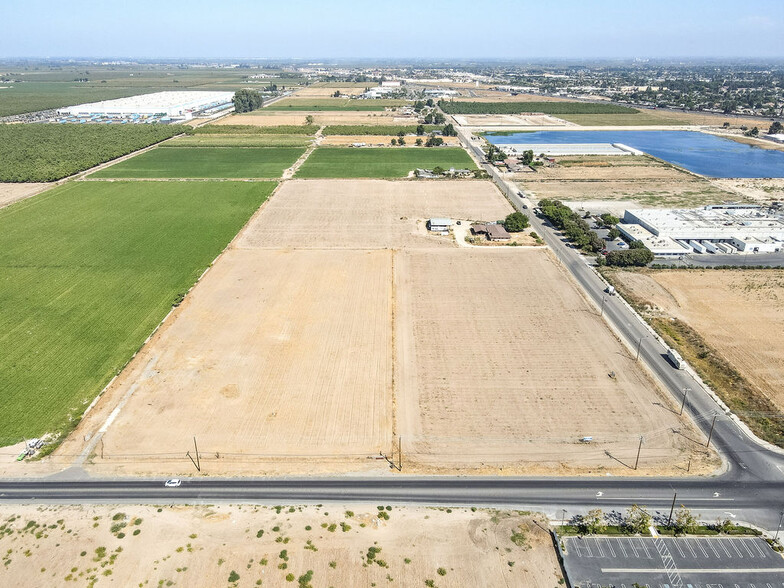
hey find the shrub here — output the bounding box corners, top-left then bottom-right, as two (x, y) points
(228, 571), (240, 583)
(437, 567), (447, 576)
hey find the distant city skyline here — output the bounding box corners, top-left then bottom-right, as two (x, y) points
(1, 0), (783, 60)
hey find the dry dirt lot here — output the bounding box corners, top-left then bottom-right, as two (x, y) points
(0, 182), (52, 209)
(710, 178), (784, 204)
(218, 111), (417, 126)
(454, 114), (570, 127)
(237, 179), (513, 250)
(67, 248), (394, 476)
(54, 179), (712, 477)
(516, 156), (738, 208)
(396, 248), (710, 475)
(0, 504), (563, 588)
(290, 85), (368, 97)
(612, 269), (784, 413)
(320, 134), (460, 146)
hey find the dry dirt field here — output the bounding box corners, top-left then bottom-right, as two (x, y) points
(54, 179), (712, 477)
(237, 179), (513, 250)
(218, 111), (417, 126)
(0, 182), (52, 209)
(396, 248), (709, 475)
(290, 85), (368, 97)
(0, 504), (563, 588)
(516, 155), (738, 208)
(67, 248), (394, 475)
(612, 269), (784, 413)
(454, 114), (570, 127)
(320, 134), (460, 146)
(710, 178), (784, 204)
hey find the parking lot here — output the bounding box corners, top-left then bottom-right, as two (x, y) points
(563, 535), (784, 587)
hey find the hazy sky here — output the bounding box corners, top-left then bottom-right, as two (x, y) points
(1, 0), (783, 60)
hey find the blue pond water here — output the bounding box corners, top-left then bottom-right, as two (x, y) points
(485, 130), (784, 178)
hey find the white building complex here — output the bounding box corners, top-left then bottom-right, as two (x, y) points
(56, 91), (235, 123)
(619, 205), (784, 257)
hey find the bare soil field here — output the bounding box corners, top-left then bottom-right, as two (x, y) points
(0, 504), (563, 588)
(455, 114), (569, 127)
(0, 182), (52, 208)
(396, 248), (711, 475)
(321, 134), (460, 146)
(237, 179), (513, 250)
(291, 85), (368, 97)
(516, 156), (738, 208)
(219, 111), (416, 126)
(65, 248), (394, 476)
(710, 178), (784, 204)
(612, 269), (784, 413)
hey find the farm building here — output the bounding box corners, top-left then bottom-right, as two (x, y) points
(57, 91), (235, 122)
(619, 205), (784, 255)
(472, 223), (511, 241)
(428, 218), (452, 232)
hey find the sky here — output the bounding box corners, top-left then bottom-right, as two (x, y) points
(1, 0), (783, 60)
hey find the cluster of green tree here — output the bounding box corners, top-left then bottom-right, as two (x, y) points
(598, 213), (620, 227)
(485, 144), (506, 163)
(413, 99), (435, 111)
(423, 111), (446, 124)
(520, 149), (534, 165)
(322, 125), (441, 136)
(503, 211), (529, 232)
(194, 124), (319, 135)
(0, 123), (188, 182)
(769, 121), (783, 135)
(232, 89), (263, 113)
(439, 101), (638, 115)
(603, 242), (654, 267)
(538, 199), (604, 251)
(576, 505), (702, 537)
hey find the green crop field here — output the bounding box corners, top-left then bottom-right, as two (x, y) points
(92, 146), (306, 179)
(295, 147), (476, 179)
(439, 100), (639, 115)
(322, 125), (443, 135)
(167, 134), (314, 147)
(0, 180), (274, 446)
(194, 124), (319, 135)
(265, 98), (407, 111)
(0, 123), (188, 182)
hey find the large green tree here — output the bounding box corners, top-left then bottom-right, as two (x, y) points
(233, 89), (263, 113)
(504, 211), (530, 232)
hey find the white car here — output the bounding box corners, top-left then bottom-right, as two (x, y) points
(164, 479), (181, 488)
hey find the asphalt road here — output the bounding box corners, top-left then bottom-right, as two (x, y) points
(0, 126), (782, 536)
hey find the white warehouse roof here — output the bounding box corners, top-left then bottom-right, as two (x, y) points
(57, 91), (235, 117)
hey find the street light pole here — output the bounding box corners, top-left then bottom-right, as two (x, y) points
(634, 436), (644, 470)
(601, 297), (607, 317)
(706, 414), (718, 448)
(680, 388), (690, 416)
(636, 335), (645, 362)
(775, 510), (784, 544)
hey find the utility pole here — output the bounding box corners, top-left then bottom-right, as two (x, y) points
(561, 509), (567, 527)
(706, 414), (717, 448)
(680, 387), (690, 416)
(187, 436), (201, 472)
(775, 510), (784, 544)
(667, 492), (677, 526)
(634, 436), (644, 470)
(398, 436), (402, 472)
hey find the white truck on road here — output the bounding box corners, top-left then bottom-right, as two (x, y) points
(667, 348), (685, 369)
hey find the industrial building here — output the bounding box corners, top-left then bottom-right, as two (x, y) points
(618, 205), (784, 256)
(56, 91), (235, 123)
(427, 218), (452, 232)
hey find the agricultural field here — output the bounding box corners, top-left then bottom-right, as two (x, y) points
(91, 146), (305, 179)
(395, 248), (708, 474)
(193, 124), (319, 135)
(454, 114), (569, 127)
(237, 179), (513, 250)
(0, 504), (562, 588)
(515, 155), (738, 208)
(295, 147), (476, 179)
(217, 111), (412, 126)
(266, 98), (407, 111)
(0, 182), (51, 208)
(167, 134), (314, 147)
(321, 135), (460, 146)
(608, 268), (784, 446)
(0, 180), (274, 447)
(0, 123), (188, 182)
(322, 125), (442, 135)
(440, 100), (638, 115)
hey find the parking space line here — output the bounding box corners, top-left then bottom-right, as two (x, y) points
(572, 539), (584, 557)
(594, 537), (604, 558)
(750, 538), (767, 558)
(616, 538), (627, 558)
(684, 538), (697, 558)
(637, 537), (651, 558)
(583, 538), (593, 557)
(730, 538), (744, 558)
(706, 538), (721, 558)
(719, 538), (732, 558)
(742, 538), (756, 557)
(629, 538), (638, 558)
(603, 537), (616, 558)
(693, 538), (709, 557)
(670, 537), (686, 558)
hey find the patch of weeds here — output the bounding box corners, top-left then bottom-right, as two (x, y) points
(217, 558), (225, 566)
(298, 570), (314, 587)
(93, 547), (106, 561)
(437, 568), (447, 576)
(304, 540), (317, 552)
(507, 561), (515, 568)
(189, 533), (197, 539)
(378, 511), (390, 521)
(133, 529), (141, 536)
(112, 513), (126, 521)
(279, 550), (289, 562)
(278, 563), (288, 570)
(329, 561), (337, 569)
(285, 573), (294, 582)
(228, 570), (240, 583)
(304, 525), (311, 531)
(425, 580), (435, 587)
(510, 528), (528, 548)
(366, 546), (382, 563)
(272, 526), (280, 533)
(256, 529), (264, 538)
(345, 511), (354, 518)
(404, 558), (411, 564)
(260, 558), (268, 566)
(327, 524), (337, 533)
